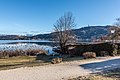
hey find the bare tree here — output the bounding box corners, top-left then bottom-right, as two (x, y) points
(115, 18), (120, 27)
(108, 18), (120, 40)
(53, 12), (76, 53)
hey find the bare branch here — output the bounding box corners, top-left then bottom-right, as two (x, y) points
(53, 12), (76, 53)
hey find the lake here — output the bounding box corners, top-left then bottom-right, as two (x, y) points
(0, 40), (57, 54)
(0, 40), (52, 44)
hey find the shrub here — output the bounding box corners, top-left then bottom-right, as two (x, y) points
(83, 52), (96, 59)
(111, 44), (118, 56)
(117, 49), (120, 55)
(51, 58), (62, 64)
(112, 49), (118, 56)
(99, 51), (109, 57)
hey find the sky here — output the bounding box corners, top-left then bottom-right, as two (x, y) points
(0, 0), (120, 35)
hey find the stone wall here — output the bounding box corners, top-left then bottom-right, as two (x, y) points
(67, 42), (114, 56)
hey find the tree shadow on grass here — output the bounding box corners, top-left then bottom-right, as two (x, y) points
(36, 54), (53, 62)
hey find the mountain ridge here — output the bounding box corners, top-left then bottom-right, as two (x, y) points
(32, 25), (111, 41)
(0, 25), (111, 41)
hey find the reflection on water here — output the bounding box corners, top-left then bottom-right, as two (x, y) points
(0, 40), (56, 54)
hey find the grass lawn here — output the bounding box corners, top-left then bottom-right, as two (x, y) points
(0, 56), (50, 70)
(0, 55), (102, 71)
(0, 55), (84, 70)
(0, 54), (100, 71)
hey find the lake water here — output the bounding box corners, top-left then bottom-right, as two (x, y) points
(0, 40), (56, 54)
(0, 40), (52, 44)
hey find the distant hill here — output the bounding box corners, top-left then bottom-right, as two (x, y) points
(72, 25), (111, 41)
(0, 35), (28, 40)
(0, 26), (111, 40)
(32, 25), (111, 41)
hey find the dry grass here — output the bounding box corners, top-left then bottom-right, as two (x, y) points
(69, 74), (118, 80)
(69, 68), (120, 80)
(0, 55), (101, 71)
(87, 75), (117, 80)
(0, 56), (35, 65)
(0, 44), (46, 58)
(97, 68), (120, 80)
(0, 56), (50, 70)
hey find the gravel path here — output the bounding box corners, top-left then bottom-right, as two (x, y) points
(0, 56), (120, 80)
